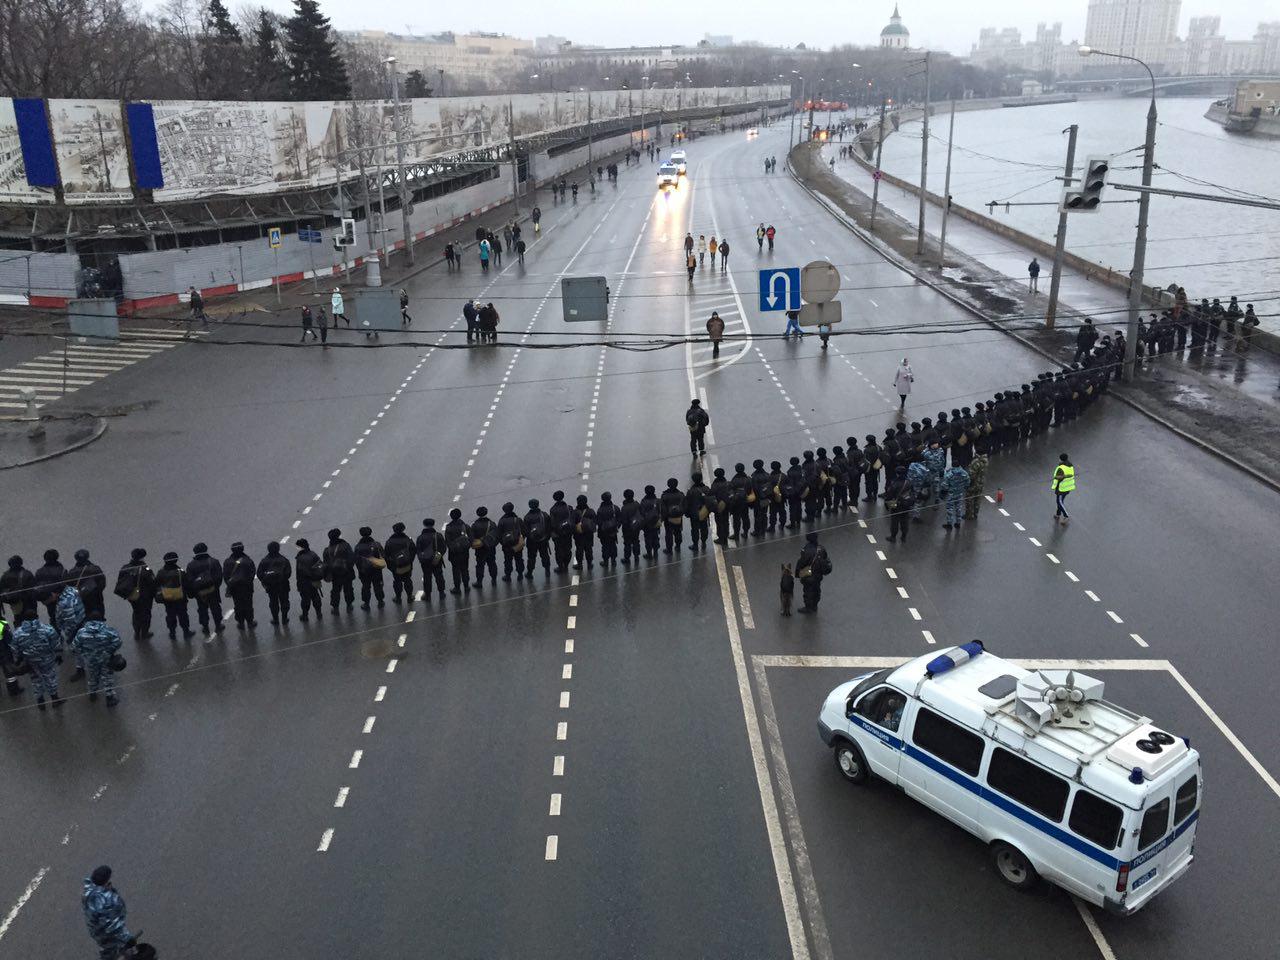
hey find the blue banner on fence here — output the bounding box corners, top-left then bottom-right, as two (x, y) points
(13, 99), (58, 188)
(126, 103), (164, 190)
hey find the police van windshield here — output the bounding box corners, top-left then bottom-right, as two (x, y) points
(846, 668), (893, 712)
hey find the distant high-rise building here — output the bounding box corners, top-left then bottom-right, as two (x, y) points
(880, 5), (911, 50)
(1084, 0), (1181, 68)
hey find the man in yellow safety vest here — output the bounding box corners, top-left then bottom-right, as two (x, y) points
(1053, 454), (1076, 524)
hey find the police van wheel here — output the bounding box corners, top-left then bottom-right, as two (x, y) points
(991, 841), (1038, 891)
(833, 741), (868, 784)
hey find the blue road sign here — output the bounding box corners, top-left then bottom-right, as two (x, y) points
(758, 267), (801, 312)
(298, 229), (322, 243)
(267, 226), (282, 248)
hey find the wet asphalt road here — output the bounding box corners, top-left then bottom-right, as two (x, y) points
(1, 122), (1278, 959)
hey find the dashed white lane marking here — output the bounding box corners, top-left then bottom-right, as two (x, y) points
(1130, 633), (1149, 648)
(896, 587), (910, 599)
(564, 638), (574, 654)
(1065, 570), (1079, 582)
(362, 716), (376, 733)
(875, 550), (886, 561)
(559, 691), (571, 709)
(545, 835), (559, 861)
(1084, 590), (1100, 602)
(374, 686), (387, 702)
(405, 611), (416, 623)
(1012, 522), (1025, 531)
(553, 755), (565, 776)
(1106, 610), (1124, 624)
(1028, 536), (1042, 547)
(921, 630), (936, 645)
(566, 615), (576, 629)
(0, 868), (49, 943)
(549, 794), (562, 816)
(385, 659), (398, 673)
(908, 607), (922, 621)
(998, 508), (1010, 516)
(556, 721), (568, 740)
(568, 595), (578, 607)
(334, 787), (350, 808)
(885, 568), (898, 580)
(317, 828), (334, 852)
(1045, 553), (1060, 564)
(349, 750), (362, 769)
(562, 664), (573, 680)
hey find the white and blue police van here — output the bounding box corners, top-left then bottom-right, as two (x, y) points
(817, 642), (1201, 914)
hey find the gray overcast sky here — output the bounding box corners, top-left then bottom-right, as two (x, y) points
(211, 0), (1267, 57)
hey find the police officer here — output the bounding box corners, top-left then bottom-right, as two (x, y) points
(885, 466), (915, 543)
(639, 484), (662, 559)
(0, 555), (37, 624)
(862, 435), (882, 502)
(709, 467), (732, 545)
(10, 615), (62, 707)
(1, 614), (22, 698)
(354, 527), (386, 609)
(830, 446), (851, 512)
(815, 447), (834, 513)
(72, 617), (123, 706)
(384, 522), (417, 602)
(596, 492), (621, 566)
(54, 583), (86, 679)
(187, 542), (224, 635)
(549, 491), (574, 573)
(155, 550), (196, 639)
(801, 450), (823, 523)
(223, 541), (257, 629)
(730, 462), (752, 539)
(82, 866), (133, 958)
(619, 490), (643, 565)
(471, 507), (499, 586)
(113, 549), (156, 641)
(750, 459), (771, 533)
(444, 509), (472, 594)
(686, 472), (711, 551)
(768, 460), (787, 532)
(685, 398), (709, 456)
(571, 495), (597, 570)
(256, 541), (292, 625)
(523, 500), (552, 579)
(783, 456), (804, 528)
(497, 503), (527, 582)
(294, 539), (324, 620)
(660, 478), (685, 553)
(795, 532), (831, 614)
(33, 549), (66, 624)
(416, 520), (447, 597)
(69, 549), (107, 621)
(323, 529), (357, 612)
(942, 464), (971, 530)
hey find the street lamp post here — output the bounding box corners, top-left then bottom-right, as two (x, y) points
(788, 71), (806, 149)
(1079, 45), (1155, 381)
(385, 56), (414, 266)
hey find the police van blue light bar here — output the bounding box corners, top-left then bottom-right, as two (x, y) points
(925, 641), (985, 678)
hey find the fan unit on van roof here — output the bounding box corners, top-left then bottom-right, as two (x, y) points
(1014, 669), (1105, 733)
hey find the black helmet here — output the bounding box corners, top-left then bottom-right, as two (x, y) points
(326, 530), (341, 543)
(74, 548), (90, 562)
(623, 489), (634, 499)
(423, 518), (436, 527)
(666, 478), (679, 489)
(553, 490), (565, 501)
(163, 550), (180, 562)
(130, 548), (145, 561)
(734, 462), (745, 472)
(790, 456), (801, 465)
(7, 555), (21, 569)
(601, 491), (612, 502)
(576, 494), (588, 506)
(449, 508), (462, 520)
(43, 549), (59, 563)
(644, 484), (656, 495)
(476, 506), (488, 517)
(691, 471), (703, 482)
(502, 503), (514, 513)
(527, 499), (539, 510)
(753, 459), (764, 469)
(295, 539), (310, 550)
(714, 467), (726, 478)
(266, 541), (280, 554)
(392, 522), (406, 533)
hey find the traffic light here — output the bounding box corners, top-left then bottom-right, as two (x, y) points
(333, 217), (356, 249)
(1061, 156), (1109, 212)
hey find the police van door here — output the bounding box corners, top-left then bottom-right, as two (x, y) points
(1126, 769), (1200, 906)
(847, 686), (906, 780)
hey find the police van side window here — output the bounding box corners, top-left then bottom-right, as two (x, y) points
(911, 707), (984, 776)
(1068, 789), (1124, 850)
(986, 748), (1070, 822)
(1139, 797), (1171, 850)
(1174, 775), (1198, 825)
(855, 688), (905, 732)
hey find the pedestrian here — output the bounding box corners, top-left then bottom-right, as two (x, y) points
(964, 446), (989, 520)
(1028, 257), (1040, 293)
(68, 549), (106, 620)
(463, 298), (479, 343)
(9, 615), (62, 708)
(862, 434), (883, 502)
(706, 310), (724, 358)
(82, 866), (133, 959)
(479, 302), (500, 343)
(300, 304), (317, 341)
(719, 238), (730, 269)
(222, 541), (257, 629)
(415, 520), (447, 599)
(750, 459), (771, 533)
(491, 234), (503, 267)
(186, 543), (224, 637)
(354, 526), (387, 609)
(571, 495), (597, 570)
(444, 243), (456, 271)
(779, 564), (794, 616)
(331, 287), (348, 326)
(639, 485), (662, 559)
(497, 503), (527, 582)
(383, 522), (416, 602)
(885, 466), (915, 543)
(549, 491), (574, 573)
(112, 548), (155, 641)
(443, 509), (472, 594)
(72, 618), (122, 706)
(795, 532), (831, 614)
(188, 286), (206, 325)
(323, 528), (357, 612)
(756, 223), (765, 250)
(766, 224), (776, 251)
(784, 309), (802, 338)
(516, 238), (527, 265)
(317, 306), (329, 348)
(478, 237), (491, 272)
(255, 541), (292, 626)
(685, 397), (709, 456)
(767, 460), (787, 531)
(571, 181), (578, 201)
(470, 507), (499, 587)
(523, 500), (552, 579)
(894, 358), (914, 409)
(1073, 318), (1097, 364)
(686, 251), (697, 281)
(399, 289), (412, 326)
(1053, 453), (1075, 523)
(532, 206), (542, 233)
(730, 462), (754, 540)
(818, 322), (831, 350)
(154, 551), (194, 640)
(660, 478), (685, 554)
(0, 555), (37, 625)
(1, 615), (23, 697)
(942, 464), (971, 529)
(686, 472), (711, 552)
(1239, 304), (1259, 353)
(708, 236), (718, 264)
(619, 489), (643, 565)
(596, 492), (621, 566)
(698, 234), (707, 265)
(784, 456), (805, 528)
(503, 223), (513, 250)
(33, 549), (65, 625)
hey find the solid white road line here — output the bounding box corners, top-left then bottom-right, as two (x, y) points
(732, 565), (755, 629)
(1073, 898), (1120, 960)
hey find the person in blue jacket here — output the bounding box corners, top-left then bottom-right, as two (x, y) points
(83, 865), (133, 959)
(72, 619), (123, 706)
(10, 617), (62, 708)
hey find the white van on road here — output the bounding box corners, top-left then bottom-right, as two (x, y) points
(670, 149), (688, 174)
(817, 643), (1201, 914)
(657, 163), (679, 189)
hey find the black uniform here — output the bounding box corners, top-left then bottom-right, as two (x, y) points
(323, 533), (358, 611)
(796, 535), (832, 613)
(384, 525), (417, 601)
(113, 554), (156, 639)
(596, 494), (621, 565)
(619, 492), (642, 564)
(685, 477), (711, 551)
(750, 461), (771, 533)
(154, 555), (194, 639)
(523, 502), (552, 578)
(685, 401), (709, 455)
(729, 465), (752, 539)
(886, 470), (916, 542)
(354, 529), (386, 609)
(497, 506), (527, 581)
(33, 551), (66, 624)
(471, 510), (499, 585)
(186, 546), (225, 633)
(256, 544), (292, 625)
(444, 513), (472, 593)
(783, 458), (804, 528)
(767, 462), (787, 531)
(541, 493), (570, 571)
(415, 522), (447, 596)
(830, 448), (851, 511)
(69, 552), (107, 620)
(222, 544), (257, 628)
(660, 480), (685, 552)
(571, 498), (597, 570)
(639, 487), (662, 558)
(294, 541), (325, 620)
(862, 438), (882, 501)
(709, 470), (732, 544)
(0, 557), (37, 624)
(801, 453), (823, 522)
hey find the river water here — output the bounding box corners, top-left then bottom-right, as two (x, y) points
(875, 97), (1280, 311)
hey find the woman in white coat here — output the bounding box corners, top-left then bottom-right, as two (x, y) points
(331, 288), (348, 327)
(893, 358), (913, 410)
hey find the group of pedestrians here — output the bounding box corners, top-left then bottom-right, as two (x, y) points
(1141, 289), (1261, 358)
(462, 298), (502, 343)
(684, 232), (731, 279)
(762, 157), (778, 174)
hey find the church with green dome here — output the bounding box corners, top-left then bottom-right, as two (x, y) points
(880, 5), (911, 49)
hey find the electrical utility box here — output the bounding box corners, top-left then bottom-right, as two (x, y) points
(561, 276), (610, 323)
(67, 299), (120, 340)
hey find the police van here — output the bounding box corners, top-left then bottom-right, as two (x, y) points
(817, 643), (1200, 914)
(657, 162), (679, 189)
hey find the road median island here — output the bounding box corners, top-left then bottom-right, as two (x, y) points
(789, 140), (1280, 493)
